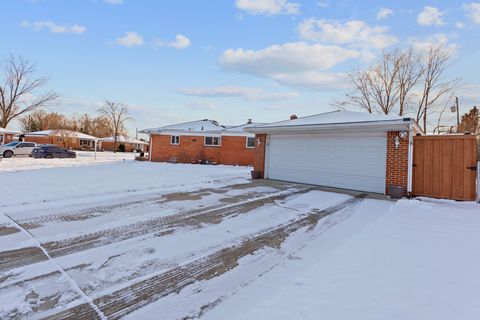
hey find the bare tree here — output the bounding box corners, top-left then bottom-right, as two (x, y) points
(346, 70), (374, 113)
(367, 50), (401, 115)
(98, 100), (130, 151)
(397, 48), (424, 116)
(344, 49), (413, 115)
(416, 45), (458, 132)
(0, 55), (58, 128)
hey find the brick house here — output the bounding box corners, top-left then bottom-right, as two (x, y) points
(245, 111), (422, 197)
(141, 119), (259, 166)
(24, 130), (98, 150)
(0, 127), (19, 145)
(98, 136), (149, 152)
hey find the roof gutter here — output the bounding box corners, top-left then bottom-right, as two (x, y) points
(245, 118), (417, 134)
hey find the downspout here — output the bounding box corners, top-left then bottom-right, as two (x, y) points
(148, 135), (153, 162)
(407, 122), (414, 194)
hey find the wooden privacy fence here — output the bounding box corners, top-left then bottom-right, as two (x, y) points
(413, 135), (478, 201)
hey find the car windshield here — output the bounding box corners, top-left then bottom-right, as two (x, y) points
(5, 141), (19, 147)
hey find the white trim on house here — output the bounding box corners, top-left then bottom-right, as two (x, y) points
(170, 135), (180, 145)
(204, 136), (221, 147)
(246, 136), (255, 149)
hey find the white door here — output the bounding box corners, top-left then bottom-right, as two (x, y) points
(266, 133), (387, 193)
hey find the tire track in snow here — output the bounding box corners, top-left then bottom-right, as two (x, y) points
(2, 213), (108, 320)
(45, 194), (366, 320)
(0, 187), (308, 272)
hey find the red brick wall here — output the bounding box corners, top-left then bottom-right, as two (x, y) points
(386, 131), (409, 196)
(150, 134), (254, 165)
(150, 135), (221, 164)
(2, 134), (14, 144)
(253, 134), (267, 178)
(24, 136), (94, 150)
(221, 136), (254, 166)
(24, 136), (53, 145)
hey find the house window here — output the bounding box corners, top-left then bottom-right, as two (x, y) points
(171, 136), (180, 145)
(246, 137), (255, 148)
(204, 136), (221, 146)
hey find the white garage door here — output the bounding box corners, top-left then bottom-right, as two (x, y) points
(266, 133), (387, 193)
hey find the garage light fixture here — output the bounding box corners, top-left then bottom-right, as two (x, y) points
(394, 131), (408, 149)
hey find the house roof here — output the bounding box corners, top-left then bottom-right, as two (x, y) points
(0, 127), (20, 134)
(25, 130), (98, 140)
(98, 135), (148, 145)
(141, 119), (224, 134)
(245, 110), (422, 133)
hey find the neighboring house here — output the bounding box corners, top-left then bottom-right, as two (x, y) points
(0, 127), (19, 145)
(246, 111), (423, 196)
(24, 130), (97, 150)
(141, 119), (260, 166)
(99, 136), (149, 152)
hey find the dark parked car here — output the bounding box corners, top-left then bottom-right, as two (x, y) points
(32, 145), (77, 159)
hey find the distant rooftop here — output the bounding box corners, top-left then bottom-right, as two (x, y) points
(98, 135), (148, 144)
(25, 130), (98, 140)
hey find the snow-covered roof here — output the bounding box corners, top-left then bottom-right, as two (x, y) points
(141, 119), (224, 134)
(246, 110), (420, 133)
(25, 130), (98, 140)
(0, 127), (20, 134)
(98, 135), (148, 145)
(222, 122), (266, 137)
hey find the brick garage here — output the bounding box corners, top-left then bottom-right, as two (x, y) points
(143, 119), (258, 166)
(246, 111), (421, 197)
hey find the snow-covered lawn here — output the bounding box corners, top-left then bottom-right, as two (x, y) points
(0, 160), (479, 320)
(0, 151), (136, 172)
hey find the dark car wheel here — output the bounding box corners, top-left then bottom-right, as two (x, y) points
(44, 154), (53, 159)
(3, 150), (13, 158)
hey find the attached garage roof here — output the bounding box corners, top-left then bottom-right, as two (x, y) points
(246, 110), (421, 133)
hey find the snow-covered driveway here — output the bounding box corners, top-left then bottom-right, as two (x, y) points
(1, 159), (479, 320)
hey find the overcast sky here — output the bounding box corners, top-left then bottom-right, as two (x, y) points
(2, 0), (480, 134)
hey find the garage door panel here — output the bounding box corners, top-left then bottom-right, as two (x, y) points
(267, 134), (387, 193)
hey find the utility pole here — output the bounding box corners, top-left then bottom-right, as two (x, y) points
(455, 96), (460, 130)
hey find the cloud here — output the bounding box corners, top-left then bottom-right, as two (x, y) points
(154, 34), (191, 49)
(317, 1), (329, 8)
(456, 21), (466, 29)
(297, 19), (397, 49)
(410, 33), (459, 55)
(220, 42), (360, 76)
(180, 86), (299, 101)
(20, 20), (86, 34)
(463, 2), (480, 24)
(185, 100), (215, 110)
(235, 0), (300, 15)
(271, 72), (349, 89)
(417, 6), (444, 26)
(104, 0), (123, 4)
(116, 32), (144, 47)
(377, 8), (393, 20)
